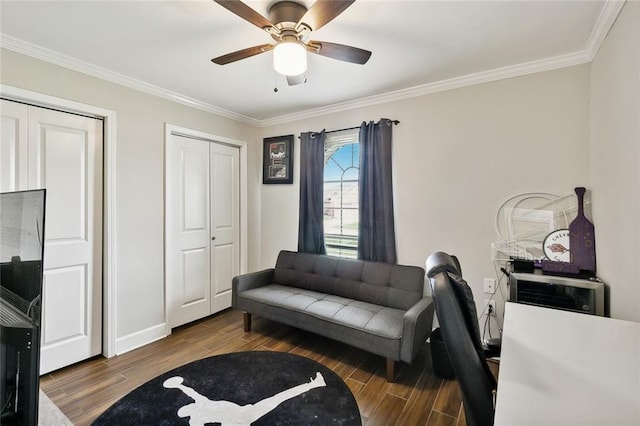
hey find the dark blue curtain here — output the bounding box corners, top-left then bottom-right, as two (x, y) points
(358, 119), (397, 263)
(297, 130), (327, 254)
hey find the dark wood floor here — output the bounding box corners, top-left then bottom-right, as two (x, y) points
(40, 309), (497, 425)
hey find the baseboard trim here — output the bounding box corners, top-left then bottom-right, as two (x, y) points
(114, 323), (167, 355)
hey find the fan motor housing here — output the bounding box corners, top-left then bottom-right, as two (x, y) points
(269, 1), (307, 27)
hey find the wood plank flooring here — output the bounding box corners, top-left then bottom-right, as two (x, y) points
(40, 309), (497, 425)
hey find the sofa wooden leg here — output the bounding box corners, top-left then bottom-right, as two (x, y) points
(243, 312), (251, 332)
(386, 358), (395, 382)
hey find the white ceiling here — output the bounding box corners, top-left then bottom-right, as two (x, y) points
(0, 1), (622, 125)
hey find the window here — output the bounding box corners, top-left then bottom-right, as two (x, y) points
(323, 130), (359, 258)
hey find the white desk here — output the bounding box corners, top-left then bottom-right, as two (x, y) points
(495, 302), (640, 425)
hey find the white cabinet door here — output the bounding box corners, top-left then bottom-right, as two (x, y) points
(166, 133), (239, 328)
(0, 100), (103, 374)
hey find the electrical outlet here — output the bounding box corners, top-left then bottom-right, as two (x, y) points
(484, 299), (496, 316)
(483, 278), (496, 294)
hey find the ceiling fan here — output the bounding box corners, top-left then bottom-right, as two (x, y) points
(211, 0), (372, 86)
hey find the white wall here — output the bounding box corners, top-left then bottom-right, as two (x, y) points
(590, 1), (640, 322)
(0, 49), (260, 353)
(258, 65), (591, 325)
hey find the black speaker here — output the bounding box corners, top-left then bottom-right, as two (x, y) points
(512, 258), (534, 273)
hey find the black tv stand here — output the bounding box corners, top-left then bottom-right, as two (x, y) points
(1, 189), (47, 425)
(1, 298), (41, 425)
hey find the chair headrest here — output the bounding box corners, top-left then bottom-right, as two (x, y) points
(426, 251), (460, 278)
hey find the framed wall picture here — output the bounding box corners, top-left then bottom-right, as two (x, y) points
(263, 135), (294, 184)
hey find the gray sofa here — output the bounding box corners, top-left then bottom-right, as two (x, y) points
(232, 250), (435, 381)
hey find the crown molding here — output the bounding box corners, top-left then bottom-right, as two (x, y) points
(257, 50), (591, 127)
(0, 34), (260, 126)
(255, 0), (625, 127)
(583, 0), (626, 61)
(1, 0), (625, 128)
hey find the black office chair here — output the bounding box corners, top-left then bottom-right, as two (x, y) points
(426, 252), (497, 426)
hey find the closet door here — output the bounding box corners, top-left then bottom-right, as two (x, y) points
(166, 135), (212, 327)
(166, 133), (240, 328)
(0, 100), (103, 374)
(0, 100), (28, 191)
(210, 143), (239, 313)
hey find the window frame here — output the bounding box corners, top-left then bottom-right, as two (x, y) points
(323, 129), (359, 259)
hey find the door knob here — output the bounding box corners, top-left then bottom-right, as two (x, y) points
(211, 236), (216, 240)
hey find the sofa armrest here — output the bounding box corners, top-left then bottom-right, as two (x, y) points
(399, 296), (435, 363)
(232, 268), (274, 308)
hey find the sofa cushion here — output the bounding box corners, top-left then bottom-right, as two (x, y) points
(239, 284), (405, 339)
(273, 250), (424, 310)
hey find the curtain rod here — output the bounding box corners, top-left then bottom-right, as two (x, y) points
(300, 119), (400, 138)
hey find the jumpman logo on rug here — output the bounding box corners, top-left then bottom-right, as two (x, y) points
(163, 372), (327, 426)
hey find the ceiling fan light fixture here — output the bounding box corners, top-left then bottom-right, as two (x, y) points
(273, 40), (307, 76)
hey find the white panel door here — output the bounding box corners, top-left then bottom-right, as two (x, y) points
(166, 133), (239, 328)
(27, 106), (103, 374)
(0, 100), (28, 192)
(166, 135), (212, 327)
(210, 143), (239, 313)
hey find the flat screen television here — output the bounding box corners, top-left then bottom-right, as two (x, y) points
(0, 189), (46, 425)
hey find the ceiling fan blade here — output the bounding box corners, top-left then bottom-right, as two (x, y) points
(287, 74), (307, 86)
(298, 0), (355, 32)
(307, 41), (371, 65)
(214, 0), (273, 30)
(211, 44), (274, 65)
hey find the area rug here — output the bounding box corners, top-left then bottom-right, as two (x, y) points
(92, 351), (361, 425)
